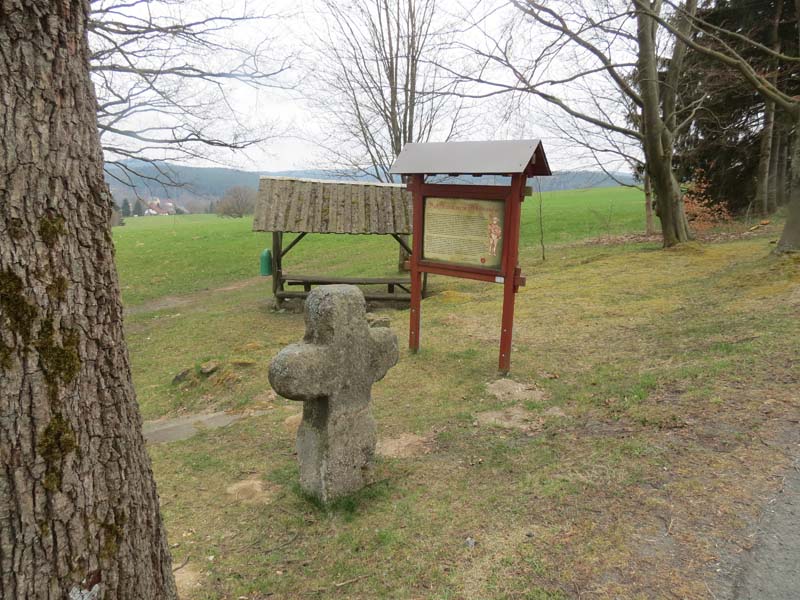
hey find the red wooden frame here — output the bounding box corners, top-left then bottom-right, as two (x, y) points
(408, 174), (528, 373)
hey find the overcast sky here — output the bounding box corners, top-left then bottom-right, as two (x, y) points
(94, 0), (637, 175)
(191, 0), (539, 173)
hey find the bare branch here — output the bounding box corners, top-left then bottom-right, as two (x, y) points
(89, 0), (295, 190)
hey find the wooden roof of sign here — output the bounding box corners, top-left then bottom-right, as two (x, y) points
(252, 177), (412, 235)
(389, 139), (552, 176)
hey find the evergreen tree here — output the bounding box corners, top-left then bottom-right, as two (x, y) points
(133, 198), (145, 216)
(675, 0), (799, 213)
(121, 198), (131, 217)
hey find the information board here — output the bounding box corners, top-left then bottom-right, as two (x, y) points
(422, 197), (505, 269)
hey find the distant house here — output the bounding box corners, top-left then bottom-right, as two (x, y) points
(144, 198), (174, 216)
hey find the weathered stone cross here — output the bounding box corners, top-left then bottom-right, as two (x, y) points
(268, 285), (398, 502)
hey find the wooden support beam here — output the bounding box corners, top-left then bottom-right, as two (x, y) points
(280, 232), (307, 258)
(391, 233), (413, 256)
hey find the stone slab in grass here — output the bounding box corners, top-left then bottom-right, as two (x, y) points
(142, 410), (266, 444)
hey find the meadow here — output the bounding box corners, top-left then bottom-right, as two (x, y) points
(114, 186), (649, 308)
(115, 187), (799, 599)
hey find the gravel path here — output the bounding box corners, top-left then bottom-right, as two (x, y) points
(732, 455), (800, 600)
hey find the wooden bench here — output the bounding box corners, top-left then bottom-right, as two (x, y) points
(278, 273), (412, 301)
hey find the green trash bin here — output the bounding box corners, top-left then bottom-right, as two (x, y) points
(260, 249), (272, 276)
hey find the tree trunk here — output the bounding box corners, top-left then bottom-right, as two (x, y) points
(0, 2), (177, 599)
(647, 158), (691, 246)
(756, 0), (783, 215)
(644, 172), (656, 235)
(756, 101), (776, 214)
(768, 119), (781, 212)
(636, 0), (692, 247)
(776, 128), (789, 207)
(789, 130), (795, 206)
(774, 115), (800, 253)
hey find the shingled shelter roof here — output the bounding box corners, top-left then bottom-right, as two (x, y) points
(253, 177), (412, 235)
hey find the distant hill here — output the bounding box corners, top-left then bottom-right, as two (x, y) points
(105, 160), (636, 204)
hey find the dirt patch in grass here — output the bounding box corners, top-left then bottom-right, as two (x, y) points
(225, 476), (279, 505)
(174, 564), (203, 598)
(216, 278), (259, 292)
(486, 378), (547, 403)
(377, 432), (434, 458)
(475, 406), (544, 434)
(125, 277), (260, 316)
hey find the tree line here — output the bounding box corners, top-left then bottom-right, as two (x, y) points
(117, 186), (255, 219)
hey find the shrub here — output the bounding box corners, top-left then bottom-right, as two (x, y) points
(683, 169), (731, 231)
(216, 186), (256, 218)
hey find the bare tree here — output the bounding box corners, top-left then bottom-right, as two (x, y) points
(1, 1), (176, 596)
(216, 185), (257, 217)
(448, 0), (705, 246)
(540, 95), (656, 233)
(90, 0), (293, 191)
(306, 0), (473, 182)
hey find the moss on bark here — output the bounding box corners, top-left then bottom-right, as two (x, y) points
(35, 319), (81, 403)
(38, 214), (65, 247)
(37, 413), (77, 491)
(46, 276), (69, 302)
(0, 338), (11, 370)
(0, 269), (36, 342)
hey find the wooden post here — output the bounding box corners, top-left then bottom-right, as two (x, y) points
(272, 231), (283, 305)
(397, 234), (411, 272)
(409, 175), (424, 352)
(498, 174), (525, 374)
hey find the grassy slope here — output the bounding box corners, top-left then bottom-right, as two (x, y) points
(118, 187), (648, 420)
(116, 189), (800, 598)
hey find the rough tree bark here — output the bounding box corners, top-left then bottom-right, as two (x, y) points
(644, 172), (656, 235)
(775, 119), (800, 252)
(0, 2), (177, 598)
(755, 101), (776, 214)
(767, 116), (781, 212)
(776, 128), (789, 207)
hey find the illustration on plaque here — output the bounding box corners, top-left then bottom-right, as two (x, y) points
(488, 216), (502, 256)
(423, 197), (504, 269)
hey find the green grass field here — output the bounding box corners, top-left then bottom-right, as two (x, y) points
(114, 186), (649, 307)
(114, 188), (800, 599)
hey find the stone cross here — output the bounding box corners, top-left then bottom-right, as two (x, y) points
(268, 285), (398, 502)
